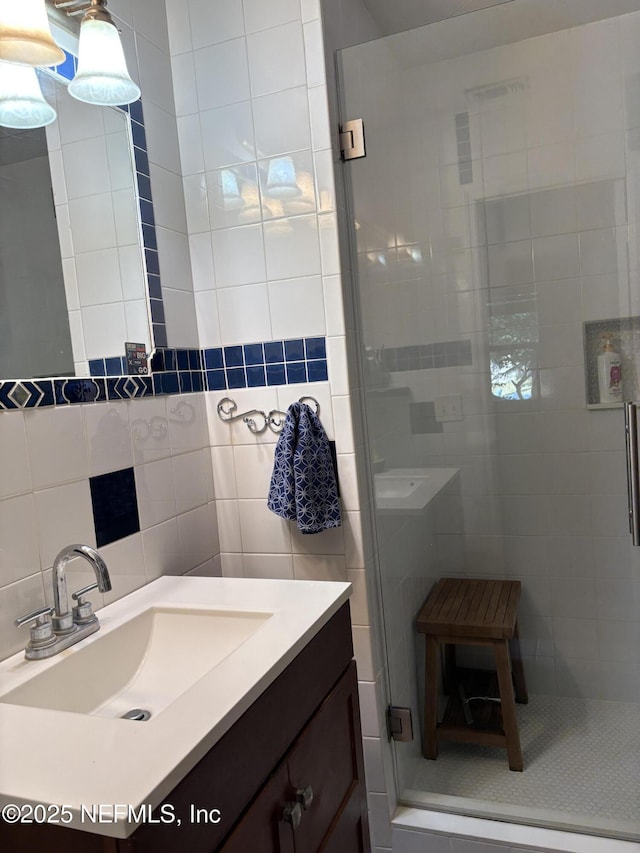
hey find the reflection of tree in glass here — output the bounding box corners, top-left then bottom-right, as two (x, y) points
(490, 310), (538, 400)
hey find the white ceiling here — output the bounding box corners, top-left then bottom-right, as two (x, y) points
(360, 0), (515, 36)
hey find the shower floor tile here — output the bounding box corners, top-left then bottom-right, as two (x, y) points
(404, 694), (639, 835)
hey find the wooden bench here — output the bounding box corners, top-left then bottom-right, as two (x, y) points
(416, 577), (528, 771)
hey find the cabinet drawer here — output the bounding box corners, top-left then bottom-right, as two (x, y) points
(221, 661), (368, 853)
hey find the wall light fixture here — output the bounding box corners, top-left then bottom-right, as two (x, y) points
(0, 0), (64, 67)
(0, 60), (56, 127)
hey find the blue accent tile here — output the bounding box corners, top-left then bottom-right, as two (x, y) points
(131, 121), (147, 150)
(106, 378), (122, 400)
(20, 382), (39, 408)
(134, 147), (149, 176)
(55, 51), (76, 81)
(191, 371), (203, 392)
(90, 467), (140, 548)
(264, 341), (284, 363)
(266, 363), (286, 386)
(226, 367), (246, 389)
(243, 343), (264, 365)
(33, 380), (54, 407)
(150, 299), (165, 324)
(284, 339), (304, 362)
(137, 173), (152, 202)
(142, 223), (157, 250)
(150, 350), (165, 372)
(139, 198), (155, 227)
(246, 365), (266, 387)
(176, 349), (190, 370)
(64, 379), (100, 403)
(307, 359), (328, 382)
(164, 349), (176, 371)
(188, 349), (202, 370)
(204, 347), (223, 369)
(305, 337), (326, 360)
(147, 274), (162, 299)
(89, 359), (106, 377)
(145, 249), (160, 277)
(179, 371), (192, 393)
(53, 380), (68, 405)
(143, 377), (154, 395)
(206, 369), (226, 391)
(105, 356), (124, 376)
(224, 346), (243, 367)
(153, 374), (165, 395)
(162, 372), (179, 394)
(129, 99), (144, 125)
(94, 378), (107, 402)
(127, 378), (145, 398)
(286, 362), (307, 384)
(0, 383), (18, 409)
(153, 325), (168, 348)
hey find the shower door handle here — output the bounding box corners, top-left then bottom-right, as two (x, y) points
(623, 402), (640, 545)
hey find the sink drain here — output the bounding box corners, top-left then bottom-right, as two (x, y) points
(121, 708), (151, 721)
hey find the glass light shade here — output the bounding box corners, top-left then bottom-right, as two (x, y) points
(68, 18), (140, 106)
(0, 0), (64, 67)
(265, 157), (301, 199)
(0, 62), (56, 128)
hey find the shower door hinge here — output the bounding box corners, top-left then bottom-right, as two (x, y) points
(387, 706), (413, 742)
(339, 118), (366, 160)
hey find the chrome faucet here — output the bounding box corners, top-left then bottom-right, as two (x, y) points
(52, 544), (111, 633)
(15, 544), (112, 660)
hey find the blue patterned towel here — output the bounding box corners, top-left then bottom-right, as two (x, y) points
(267, 402), (341, 534)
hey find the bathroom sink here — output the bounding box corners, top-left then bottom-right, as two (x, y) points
(0, 576), (351, 837)
(374, 467), (459, 513)
(0, 606), (271, 718)
(374, 474), (428, 500)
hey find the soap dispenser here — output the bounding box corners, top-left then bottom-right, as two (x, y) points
(598, 334), (622, 404)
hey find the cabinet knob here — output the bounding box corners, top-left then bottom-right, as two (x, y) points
(282, 801), (302, 829)
(295, 785), (314, 810)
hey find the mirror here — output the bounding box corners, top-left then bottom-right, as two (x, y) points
(0, 66), (159, 381)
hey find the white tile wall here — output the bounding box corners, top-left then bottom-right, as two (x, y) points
(0, 392), (218, 662)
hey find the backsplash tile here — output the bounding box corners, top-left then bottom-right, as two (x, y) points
(90, 467), (140, 547)
(0, 337), (331, 414)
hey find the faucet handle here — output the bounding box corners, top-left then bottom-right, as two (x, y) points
(15, 606), (56, 651)
(71, 582), (99, 625)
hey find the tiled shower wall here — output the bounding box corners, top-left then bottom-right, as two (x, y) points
(342, 11), (640, 710)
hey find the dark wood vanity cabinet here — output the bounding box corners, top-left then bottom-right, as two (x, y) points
(1, 603), (370, 853)
(223, 661), (366, 853)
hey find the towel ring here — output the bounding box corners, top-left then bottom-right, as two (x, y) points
(217, 396), (320, 434)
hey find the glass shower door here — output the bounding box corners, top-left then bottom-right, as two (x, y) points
(339, 0), (640, 840)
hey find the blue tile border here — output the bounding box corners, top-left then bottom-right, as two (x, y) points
(382, 339), (473, 372)
(0, 337), (330, 411)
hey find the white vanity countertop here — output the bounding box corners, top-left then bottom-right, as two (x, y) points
(0, 576), (351, 838)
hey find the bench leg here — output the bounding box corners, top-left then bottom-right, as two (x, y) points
(423, 635), (439, 760)
(443, 643), (457, 695)
(510, 622), (528, 704)
(494, 640), (523, 772)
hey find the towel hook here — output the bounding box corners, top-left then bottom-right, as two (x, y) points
(216, 396), (320, 434)
(268, 397), (320, 433)
(216, 397), (270, 434)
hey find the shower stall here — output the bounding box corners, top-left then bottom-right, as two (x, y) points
(337, 0), (640, 841)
